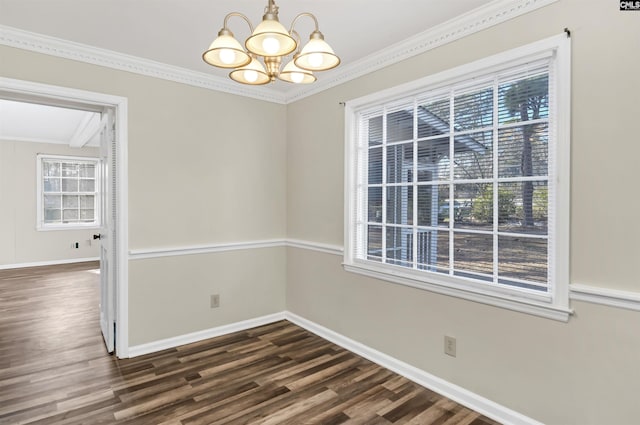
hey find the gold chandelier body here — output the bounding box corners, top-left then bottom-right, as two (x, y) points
(202, 0), (340, 85)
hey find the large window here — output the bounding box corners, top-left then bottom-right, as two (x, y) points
(37, 154), (101, 230)
(345, 36), (571, 320)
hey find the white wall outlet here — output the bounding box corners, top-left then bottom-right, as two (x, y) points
(210, 294), (220, 308)
(444, 335), (457, 357)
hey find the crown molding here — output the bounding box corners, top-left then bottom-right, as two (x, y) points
(0, 0), (558, 105)
(283, 0), (560, 103)
(0, 25), (287, 104)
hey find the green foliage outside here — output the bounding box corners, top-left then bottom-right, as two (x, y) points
(532, 186), (548, 220)
(471, 186), (516, 223)
(513, 186), (548, 221)
(471, 186), (547, 224)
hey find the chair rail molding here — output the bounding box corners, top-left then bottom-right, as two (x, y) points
(129, 239), (345, 260)
(570, 284), (640, 312)
(129, 239), (287, 260)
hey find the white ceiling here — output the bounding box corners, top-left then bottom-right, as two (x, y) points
(0, 0), (499, 142)
(0, 100), (101, 147)
(0, 0), (495, 93)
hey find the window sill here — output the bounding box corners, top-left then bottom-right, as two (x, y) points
(37, 224), (100, 232)
(343, 261), (572, 322)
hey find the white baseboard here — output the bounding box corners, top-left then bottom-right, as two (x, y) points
(127, 312), (286, 357)
(126, 310), (539, 424)
(0, 257), (99, 270)
(284, 311), (543, 425)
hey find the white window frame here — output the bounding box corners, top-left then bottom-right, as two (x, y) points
(344, 35), (571, 321)
(37, 153), (102, 231)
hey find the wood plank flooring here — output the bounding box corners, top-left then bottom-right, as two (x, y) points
(0, 262), (502, 424)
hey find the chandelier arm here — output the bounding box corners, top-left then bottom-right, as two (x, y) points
(204, 1), (337, 84)
(289, 30), (302, 53)
(289, 12), (320, 35)
(223, 12), (254, 33)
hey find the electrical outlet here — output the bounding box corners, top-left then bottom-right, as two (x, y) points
(444, 335), (456, 357)
(210, 294), (220, 308)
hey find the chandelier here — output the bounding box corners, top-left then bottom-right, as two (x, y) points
(202, 0), (340, 85)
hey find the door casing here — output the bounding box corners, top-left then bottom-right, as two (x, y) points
(0, 77), (130, 358)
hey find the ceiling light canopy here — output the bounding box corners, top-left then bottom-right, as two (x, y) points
(202, 0), (340, 85)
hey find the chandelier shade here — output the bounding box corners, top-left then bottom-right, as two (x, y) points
(202, 30), (251, 68)
(278, 57), (316, 84)
(202, 0), (339, 85)
(294, 31), (341, 72)
(245, 18), (297, 57)
(229, 55), (271, 85)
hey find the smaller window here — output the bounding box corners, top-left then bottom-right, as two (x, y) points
(37, 154), (101, 230)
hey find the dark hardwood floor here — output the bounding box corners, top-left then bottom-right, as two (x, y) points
(0, 262), (501, 424)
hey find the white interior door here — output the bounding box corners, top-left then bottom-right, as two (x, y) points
(98, 109), (115, 353)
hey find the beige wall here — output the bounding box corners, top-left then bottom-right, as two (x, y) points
(125, 78), (287, 249)
(286, 1), (640, 424)
(287, 249), (640, 425)
(0, 44), (288, 346)
(129, 248), (286, 345)
(0, 140), (100, 265)
(2, 0), (639, 423)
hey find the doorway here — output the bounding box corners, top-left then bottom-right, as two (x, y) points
(0, 77), (129, 358)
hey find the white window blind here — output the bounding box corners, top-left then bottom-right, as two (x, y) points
(345, 35), (571, 320)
